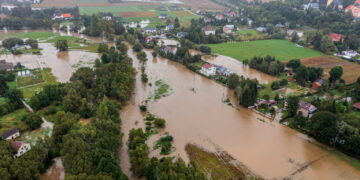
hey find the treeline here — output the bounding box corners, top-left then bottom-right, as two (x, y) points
(248, 56), (285, 76)
(287, 59), (323, 86)
(182, 19), (225, 44)
(0, 70), (23, 116)
(128, 128), (206, 180)
(227, 74), (259, 107)
(82, 14), (125, 39)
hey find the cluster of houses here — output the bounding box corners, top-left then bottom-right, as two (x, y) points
(1, 0), (41, 12)
(200, 63), (231, 77)
(0, 128), (31, 158)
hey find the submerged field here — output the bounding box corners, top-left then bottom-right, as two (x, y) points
(208, 40), (324, 61)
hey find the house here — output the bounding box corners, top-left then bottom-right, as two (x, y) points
(17, 70), (31, 77)
(328, 33), (343, 42)
(10, 141), (31, 158)
(202, 26), (216, 35)
(158, 14), (168, 19)
(1, 4), (17, 11)
(225, 24), (235, 29)
(298, 101), (317, 118)
(223, 26), (232, 34)
(353, 102), (360, 111)
(256, 27), (266, 32)
(103, 16), (112, 21)
(256, 99), (277, 108)
(228, 11), (237, 17)
(312, 79), (324, 88)
(176, 32), (187, 38)
(62, 13), (72, 20)
(161, 46), (176, 54)
(0, 60), (14, 71)
(203, 17), (212, 23)
(0, 128), (20, 140)
(275, 23), (285, 28)
(165, 25), (174, 31)
(345, 0), (360, 19)
(145, 27), (157, 34)
(215, 13), (224, 20)
(303, 3), (320, 10)
(341, 50), (358, 59)
(52, 13), (72, 20)
(287, 30), (304, 38)
(200, 63), (216, 76)
(327, 0), (343, 9)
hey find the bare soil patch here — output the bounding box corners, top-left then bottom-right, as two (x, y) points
(300, 56), (360, 84)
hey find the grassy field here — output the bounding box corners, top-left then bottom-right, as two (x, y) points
(208, 40), (324, 61)
(20, 68), (57, 101)
(0, 109), (29, 135)
(236, 29), (265, 41)
(79, 5), (143, 16)
(185, 144), (260, 180)
(300, 56), (360, 84)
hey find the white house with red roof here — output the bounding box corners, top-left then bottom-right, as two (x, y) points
(215, 13), (224, 20)
(10, 140), (31, 158)
(328, 33), (343, 42)
(346, 0), (360, 19)
(202, 26), (216, 35)
(200, 63), (216, 76)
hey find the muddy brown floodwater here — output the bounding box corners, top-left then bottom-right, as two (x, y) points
(40, 158), (64, 180)
(120, 48), (360, 180)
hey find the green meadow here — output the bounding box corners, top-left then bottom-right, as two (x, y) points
(208, 40), (324, 61)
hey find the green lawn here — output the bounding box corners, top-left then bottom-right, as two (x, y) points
(20, 68), (57, 101)
(79, 5), (143, 16)
(13, 32), (55, 40)
(0, 108), (29, 135)
(208, 40), (324, 61)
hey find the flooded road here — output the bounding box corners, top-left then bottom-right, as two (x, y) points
(120, 48), (360, 180)
(40, 158), (64, 180)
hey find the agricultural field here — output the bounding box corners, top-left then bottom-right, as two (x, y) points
(300, 56), (360, 84)
(208, 40), (324, 61)
(0, 109), (30, 135)
(236, 29), (265, 41)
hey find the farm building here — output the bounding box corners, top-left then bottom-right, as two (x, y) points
(202, 26), (216, 35)
(10, 140), (31, 158)
(1, 128), (20, 140)
(200, 64), (216, 76)
(298, 101), (317, 118)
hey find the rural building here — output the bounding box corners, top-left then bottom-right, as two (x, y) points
(256, 27), (266, 32)
(215, 13), (224, 20)
(303, 3), (320, 10)
(312, 79), (324, 88)
(341, 50), (358, 59)
(328, 33), (343, 42)
(223, 26), (232, 34)
(298, 101), (317, 118)
(353, 102), (360, 111)
(145, 27), (157, 34)
(18, 70), (31, 77)
(256, 99), (277, 108)
(158, 14), (168, 19)
(327, 0), (343, 9)
(165, 25), (174, 31)
(228, 11), (237, 17)
(1, 128), (20, 140)
(176, 32), (187, 38)
(202, 26), (216, 35)
(0, 60), (14, 71)
(53, 13), (72, 20)
(1, 3), (17, 11)
(10, 141), (31, 158)
(346, 0), (360, 19)
(203, 17), (212, 23)
(161, 46), (176, 55)
(287, 30), (304, 38)
(215, 66), (231, 76)
(200, 63), (216, 76)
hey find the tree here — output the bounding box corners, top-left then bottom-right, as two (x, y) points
(97, 43), (109, 53)
(310, 111), (338, 144)
(137, 51), (147, 62)
(198, 45), (211, 54)
(70, 67), (95, 89)
(291, 32), (299, 42)
(133, 43), (143, 52)
(174, 17), (180, 28)
(62, 89), (82, 113)
(287, 59), (301, 71)
(286, 96), (299, 117)
(320, 36), (336, 54)
(227, 74), (240, 89)
(2, 38), (24, 49)
(0, 76), (9, 96)
(25, 39), (38, 49)
(22, 114), (43, 130)
(55, 39), (68, 51)
(329, 66), (343, 84)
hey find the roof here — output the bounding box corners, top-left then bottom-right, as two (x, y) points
(202, 26), (215, 31)
(62, 13), (72, 18)
(160, 14), (168, 16)
(353, 102), (360, 109)
(167, 25), (174, 28)
(10, 141), (25, 151)
(0, 128), (19, 139)
(202, 63), (213, 69)
(299, 101), (317, 111)
(329, 33), (342, 42)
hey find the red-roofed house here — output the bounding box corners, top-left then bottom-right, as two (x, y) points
(10, 141), (31, 158)
(215, 13), (224, 20)
(61, 13), (72, 19)
(200, 63), (216, 76)
(353, 102), (360, 110)
(328, 33), (343, 42)
(346, 0), (360, 18)
(229, 11), (237, 17)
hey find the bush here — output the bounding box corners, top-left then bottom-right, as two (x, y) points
(97, 43), (109, 53)
(21, 114), (43, 130)
(2, 38), (24, 49)
(198, 45), (211, 54)
(139, 105), (147, 112)
(154, 118), (166, 128)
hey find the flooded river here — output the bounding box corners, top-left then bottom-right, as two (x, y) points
(120, 48), (360, 180)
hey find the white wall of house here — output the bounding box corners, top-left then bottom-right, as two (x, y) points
(201, 67), (216, 76)
(204, 30), (216, 36)
(5, 132), (20, 140)
(14, 143), (31, 158)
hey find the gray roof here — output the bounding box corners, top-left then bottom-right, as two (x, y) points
(1, 128), (19, 139)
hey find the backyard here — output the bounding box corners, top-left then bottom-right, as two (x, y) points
(208, 40), (324, 61)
